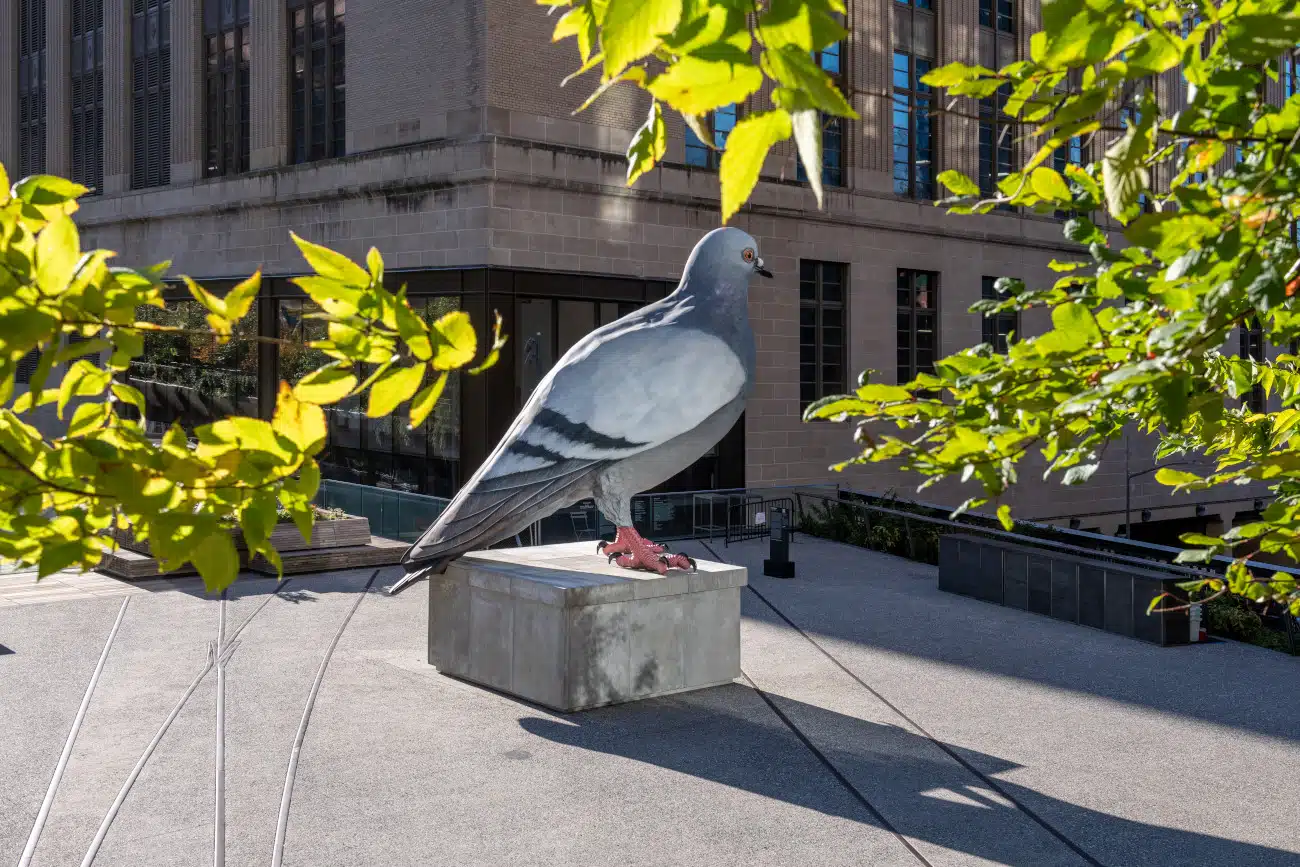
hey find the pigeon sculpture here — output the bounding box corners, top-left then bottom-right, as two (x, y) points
(389, 227), (770, 595)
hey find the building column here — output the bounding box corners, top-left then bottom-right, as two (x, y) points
(170, 0), (203, 183)
(45, 0), (71, 176)
(0, 0), (18, 175)
(941, 0), (980, 184)
(103, 0), (131, 192)
(251, 0), (288, 169)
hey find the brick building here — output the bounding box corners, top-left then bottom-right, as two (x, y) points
(0, 0), (1279, 539)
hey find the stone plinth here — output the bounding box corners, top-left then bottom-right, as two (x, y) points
(428, 542), (747, 712)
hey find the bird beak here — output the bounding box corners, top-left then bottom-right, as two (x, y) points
(754, 257), (773, 278)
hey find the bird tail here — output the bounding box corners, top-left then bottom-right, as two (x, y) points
(384, 559), (450, 596)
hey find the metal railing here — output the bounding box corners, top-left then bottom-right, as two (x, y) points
(725, 497), (795, 545)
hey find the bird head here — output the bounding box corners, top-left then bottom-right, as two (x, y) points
(687, 227), (773, 288)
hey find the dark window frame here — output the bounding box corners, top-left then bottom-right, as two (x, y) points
(799, 260), (847, 409)
(289, 0), (346, 164)
(897, 268), (938, 383)
(978, 4), (1016, 198)
(1284, 51), (1298, 101)
(18, 0), (48, 178)
(892, 51), (936, 199)
(981, 276), (1017, 353)
(131, 0), (172, 189)
(71, 0), (105, 193)
(204, 0), (251, 176)
(1240, 318), (1266, 412)
(685, 104), (738, 170)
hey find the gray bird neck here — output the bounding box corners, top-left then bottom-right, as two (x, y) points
(665, 271), (756, 379)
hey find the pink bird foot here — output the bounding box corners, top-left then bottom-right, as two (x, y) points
(597, 527), (695, 575)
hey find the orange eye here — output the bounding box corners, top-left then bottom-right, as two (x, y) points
(742, 248), (755, 263)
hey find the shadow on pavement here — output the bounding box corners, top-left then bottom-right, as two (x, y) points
(521, 686), (1300, 867)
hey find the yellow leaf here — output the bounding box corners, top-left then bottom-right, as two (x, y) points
(409, 372), (449, 429)
(431, 310), (478, 370)
(293, 364), (359, 404)
(367, 363), (427, 418)
(36, 215), (80, 294)
(272, 381), (328, 455)
(719, 110), (792, 224)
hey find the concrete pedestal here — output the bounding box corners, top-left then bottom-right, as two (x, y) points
(428, 542), (747, 712)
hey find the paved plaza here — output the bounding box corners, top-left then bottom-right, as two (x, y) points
(1, 536), (1297, 866)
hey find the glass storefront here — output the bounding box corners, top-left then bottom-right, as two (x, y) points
(279, 295), (462, 498)
(129, 300), (259, 436)
(130, 268), (741, 503)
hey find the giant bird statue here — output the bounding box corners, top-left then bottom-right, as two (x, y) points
(389, 227), (770, 594)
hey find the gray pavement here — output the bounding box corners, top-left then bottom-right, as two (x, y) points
(0, 535), (1296, 866)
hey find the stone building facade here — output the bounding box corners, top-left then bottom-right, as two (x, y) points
(0, 0), (1276, 538)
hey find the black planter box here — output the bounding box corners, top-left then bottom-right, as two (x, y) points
(939, 535), (1193, 646)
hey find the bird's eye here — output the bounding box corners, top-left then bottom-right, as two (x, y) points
(742, 248), (755, 263)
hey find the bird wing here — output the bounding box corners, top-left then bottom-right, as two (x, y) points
(402, 320), (748, 566)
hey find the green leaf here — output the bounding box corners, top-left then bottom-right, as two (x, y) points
(552, 4), (598, 63)
(1179, 533), (1225, 547)
(1124, 213), (1220, 260)
(1174, 548), (1217, 564)
(757, 0), (848, 53)
(366, 247), (384, 286)
(409, 371), (449, 429)
(222, 270), (261, 322)
(192, 531), (240, 593)
(13, 174), (89, 205)
(1062, 463), (1099, 485)
(67, 402), (109, 437)
(367, 364), (426, 418)
(996, 504), (1013, 530)
(1029, 167), (1071, 202)
(110, 382), (147, 417)
(35, 216), (80, 294)
(921, 62), (992, 88)
(240, 491), (277, 548)
(293, 364), (359, 404)
(802, 395), (866, 420)
(626, 101), (667, 186)
(57, 360), (112, 419)
(646, 56), (764, 116)
(1102, 124), (1149, 220)
(1154, 467), (1201, 486)
(602, 0), (682, 79)
(431, 310), (478, 370)
(290, 232), (371, 288)
(39, 541), (85, 579)
(937, 170), (979, 197)
(719, 110), (792, 224)
(761, 45), (856, 117)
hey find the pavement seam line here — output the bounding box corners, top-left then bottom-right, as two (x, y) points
(738, 668), (937, 867)
(19, 596), (131, 867)
(698, 540), (1105, 867)
(270, 568), (381, 867)
(80, 581), (293, 867)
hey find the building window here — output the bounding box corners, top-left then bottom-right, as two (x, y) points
(795, 42), (845, 187)
(71, 0), (104, 193)
(978, 1), (1016, 198)
(981, 276), (1017, 353)
(290, 0), (346, 163)
(799, 261), (846, 407)
(685, 104), (737, 169)
(897, 269), (937, 383)
(892, 52), (935, 199)
(979, 0), (1013, 31)
(1240, 318), (1266, 412)
(204, 0), (250, 176)
(1285, 51), (1298, 101)
(131, 0), (172, 189)
(18, 0), (47, 178)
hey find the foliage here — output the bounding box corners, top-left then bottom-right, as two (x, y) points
(546, 0), (856, 222)
(797, 498), (943, 565)
(1204, 594), (1296, 654)
(789, 0), (1300, 617)
(0, 167), (504, 592)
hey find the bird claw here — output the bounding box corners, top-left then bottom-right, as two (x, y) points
(607, 551), (620, 565)
(597, 540), (608, 553)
